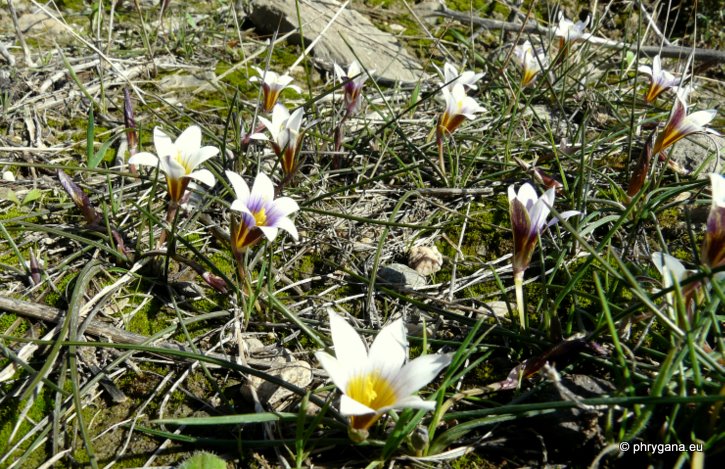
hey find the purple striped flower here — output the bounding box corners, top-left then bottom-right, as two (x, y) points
(702, 173), (725, 270)
(225, 171), (299, 258)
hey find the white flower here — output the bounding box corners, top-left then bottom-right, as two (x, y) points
(437, 83), (485, 137)
(651, 252), (701, 318)
(554, 14), (589, 44)
(441, 62), (483, 91)
(129, 126), (218, 203)
(250, 66), (302, 113)
(513, 41), (547, 87)
(226, 171), (299, 256)
(638, 55), (680, 103)
(258, 104), (306, 177)
(334, 60), (373, 116)
(653, 91), (718, 155)
(315, 312), (452, 432)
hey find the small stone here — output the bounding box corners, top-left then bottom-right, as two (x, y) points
(378, 263), (426, 289)
(246, 357), (312, 409)
(668, 133), (725, 175)
(408, 245), (443, 276)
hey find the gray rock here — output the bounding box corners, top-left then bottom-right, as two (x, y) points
(246, 0), (423, 84)
(668, 133), (725, 175)
(378, 263), (426, 289)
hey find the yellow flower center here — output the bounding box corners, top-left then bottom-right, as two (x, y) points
(253, 207), (267, 227)
(346, 371), (397, 411)
(176, 150), (192, 174)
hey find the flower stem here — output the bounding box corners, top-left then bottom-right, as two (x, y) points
(514, 271), (526, 330)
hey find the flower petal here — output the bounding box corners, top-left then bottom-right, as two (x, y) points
(710, 173), (725, 209)
(340, 394), (376, 416)
(153, 127), (175, 159)
(188, 169), (216, 188)
(381, 395), (436, 413)
(686, 110), (717, 129)
(368, 319), (407, 381)
(273, 216), (298, 240)
(225, 170), (250, 202)
(186, 145), (219, 170)
(272, 197), (299, 217)
(315, 351), (351, 393)
(175, 125), (202, 154)
(328, 311), (368, 371)
(258, 225), (280, 241)
(128, 152), (159, 168)
(251, 172), (276, 203)
(389, 353), (452, 398)
(161, 154), (186, 180)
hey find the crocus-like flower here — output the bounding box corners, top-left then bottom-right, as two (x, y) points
(129, 126), (218, 204)
(651, 252), (700, 320)
(435, 83), (485, 175)
(440, 62), (483, 91)
(258, 104), (306, 177)
(437, 83), (485, 139)
(652, 93), (718, 155)
(554, 14), (588, 47)
(226, 171), (299, 258)
(509, 183), (578, 328)
(702, 173), (725, 270)
(638, 55), (680, 103)
(334, 61), (373, 117)
(513, 41), (547, 87)
(315, 312), (451, 436)
(250, 66), (302, 113)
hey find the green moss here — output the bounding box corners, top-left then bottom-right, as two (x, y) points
(0, 206), (40, 225)
(127, 296), (165, 336)
(0, 388), (53, 466)
(44, 272), (79, 308)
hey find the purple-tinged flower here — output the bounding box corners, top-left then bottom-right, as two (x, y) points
(226, 171), (299, 258)
(123, 88), (138, 157)
(334, 61), (373, 117)
(129, 126), (218, 204)
(440, 62), (483, 91)
(508, 183), (578, 328)
(258, 104), (306, 177)
(315, 311), (451, 438)
(250, 66), (302, 113)
(513, 41), (547, 87)
(554, 14), (589, 47)
(435, 83), (485, 176)
(652, 93), (718, 156)
(638, 55), (680, 103)
(702, 173), (725, 270)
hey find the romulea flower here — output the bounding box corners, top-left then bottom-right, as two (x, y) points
(513, 41), (547, 87)
(554, 13), (589, 47)
(651, 252), (700, 320)
(226, 170), (299, 259)
(652, 92), (718, 155)
(258, 104), (306, 178)
(509, 183), (578, 328)
(315, 312), (452, 437)
(250, 66), (302, 113)
(129, 125), (218, 204)
(435, 83), (485, 175)
(638, 54), (680, 103)
(437, 83), (485, 139)
(440, 62), (483, 91)
(702, 173), (725, 270)
(334, 60), (373, 117)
